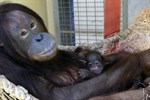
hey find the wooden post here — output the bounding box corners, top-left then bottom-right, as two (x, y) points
(104, 0), (121, 38)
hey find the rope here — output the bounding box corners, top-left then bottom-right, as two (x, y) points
(0, 75), (38, 100)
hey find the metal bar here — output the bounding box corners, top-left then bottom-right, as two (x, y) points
(77, 0), (81, 44)
(60, 30), (103, 34)
(94, 0), (97, 41)
(74, 2), (104, 3)
(86, 0), (88, 43)
(122, 0), (128, 31)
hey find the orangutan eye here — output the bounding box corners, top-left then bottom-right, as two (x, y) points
(20, 29), (28, 38)
(30, 21), (36, 29)
(20, 29), (27, 36)
(88, 62), (92, 66)
(95, 61), (100, 65)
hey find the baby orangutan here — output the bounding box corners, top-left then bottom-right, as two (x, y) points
(75, 47), (106, 79)
(48, 47), (106, 87)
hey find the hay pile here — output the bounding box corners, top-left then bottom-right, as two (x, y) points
(118, 7), (150, 53)
(1, 7), (150, 100)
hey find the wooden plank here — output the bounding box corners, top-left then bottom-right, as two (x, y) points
(104, 0), (121, 38)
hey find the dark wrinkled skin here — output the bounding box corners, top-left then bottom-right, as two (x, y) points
(89, 88), (147, 100)
(89, 77), (150, 100)
(1, 3), (150, 100)
(104, 51), (131, 66)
